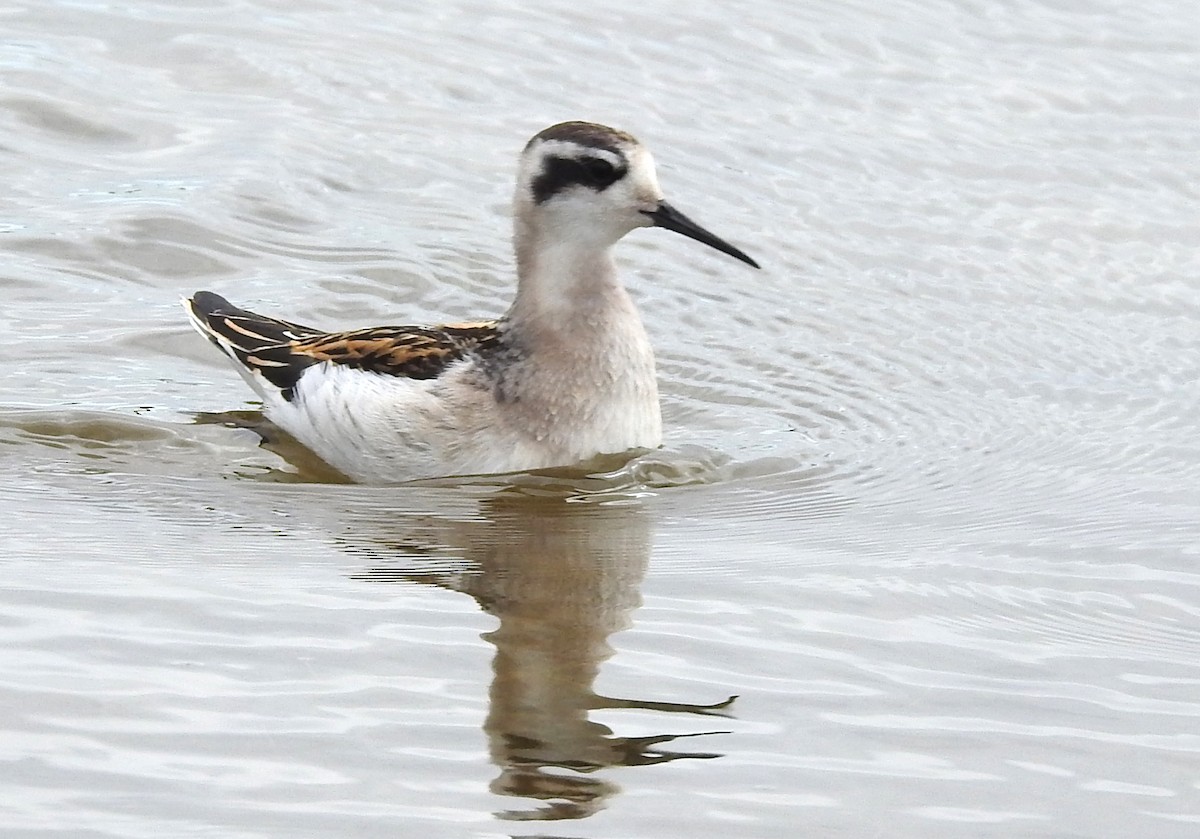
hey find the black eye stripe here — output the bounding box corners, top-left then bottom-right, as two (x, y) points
(530, 155), (628, 204)
(582, 157), (614, 182)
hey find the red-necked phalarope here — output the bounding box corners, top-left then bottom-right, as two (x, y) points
(185, 121), (758, 483)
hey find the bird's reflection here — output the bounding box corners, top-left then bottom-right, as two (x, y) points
(352, 492), (735, 822)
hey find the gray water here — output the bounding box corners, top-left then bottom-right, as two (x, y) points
(2, 1), (1199, 836)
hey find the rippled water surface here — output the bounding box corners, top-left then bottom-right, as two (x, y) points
(3, 1), (1199, 836)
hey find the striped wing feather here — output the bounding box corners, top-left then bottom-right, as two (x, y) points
(187, 291), (500, 400)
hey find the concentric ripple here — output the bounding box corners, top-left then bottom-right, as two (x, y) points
(3, 0), (1200, 836)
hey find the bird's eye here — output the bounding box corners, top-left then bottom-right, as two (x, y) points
(580, 157), (617, 186)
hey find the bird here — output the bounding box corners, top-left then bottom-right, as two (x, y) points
(184, 121), (759, 484)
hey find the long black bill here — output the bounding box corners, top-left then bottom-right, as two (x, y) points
(643, 201), (760, 269)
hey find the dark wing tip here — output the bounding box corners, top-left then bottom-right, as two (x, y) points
(189, 290), (235, 316)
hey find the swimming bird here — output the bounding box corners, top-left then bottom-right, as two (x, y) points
(185, 121), (758, 483)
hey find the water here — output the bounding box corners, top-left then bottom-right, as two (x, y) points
(2, 0), (1199, 836)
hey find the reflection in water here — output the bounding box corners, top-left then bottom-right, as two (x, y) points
(353, 495), (735, 821)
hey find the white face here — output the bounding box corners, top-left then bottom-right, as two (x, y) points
(515, 137), (664, 248)
(513, 122), (759, 269)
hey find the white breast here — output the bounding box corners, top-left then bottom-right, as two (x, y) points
(261, 347), (661, 484)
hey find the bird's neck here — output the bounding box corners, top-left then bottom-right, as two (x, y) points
(508, 223), (631, 336)
(488, 217), (660, 457)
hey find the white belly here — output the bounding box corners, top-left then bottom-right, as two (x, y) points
(263, 357), (661, 484)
